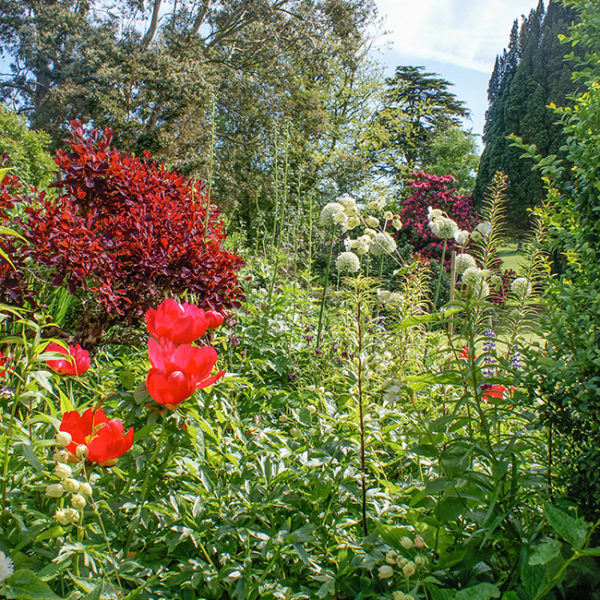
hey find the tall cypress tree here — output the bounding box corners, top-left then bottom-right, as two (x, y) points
(474, 0), (580, 229)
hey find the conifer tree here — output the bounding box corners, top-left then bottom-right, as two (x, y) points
(474, 0), (580, 230)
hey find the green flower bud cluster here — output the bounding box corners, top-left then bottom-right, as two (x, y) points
(377, 534), (429, 591)
(45, 432), (93, 526)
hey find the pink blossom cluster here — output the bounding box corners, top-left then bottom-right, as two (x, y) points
(400, 172), (477, 262)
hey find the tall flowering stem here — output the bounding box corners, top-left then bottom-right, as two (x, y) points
(433, 238), (448, 307)
(316, 226), (336, 348)
(356, 291), (368, 536)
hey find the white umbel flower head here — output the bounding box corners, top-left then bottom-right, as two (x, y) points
(367, 196), (386, 211)
(427, 206), (443, 220)
(336, 251), (360, 273)
(320, 202), (344, 227)
(392, 217), (403, 230)
(343, 216), (360, 231)
(370, 232), (397, 257)
(490, 274), (503, 291)
(455, 253), (477, 275)
(432, 217), (458, 240)
(0, 550), (14, 582)
(454, 229), (469, 245)
(462, 266), (482, 287)
(337, 195), (356, 210)
(333, 210), (348, 226)
(475, 220), (492, 237)
(511, 277), (532, 297)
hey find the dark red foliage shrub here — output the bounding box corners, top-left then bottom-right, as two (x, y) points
(5, 122), (243, 326)
(400, 172), (477, 261)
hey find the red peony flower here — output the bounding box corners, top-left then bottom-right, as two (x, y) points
(0, 350), (10, 376)
(482, 384), (505, 404)
(146, 338), (225, 409)
(59, 408), (134, 467)
(145, 298), (224, 345)
(45, 342), (91, 376)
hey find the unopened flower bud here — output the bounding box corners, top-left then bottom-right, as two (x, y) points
(63, 478), (80, 493)
(397, 556), (408, 568)
(385, 551), (398, 564)
(64, 508), (79, 523)
(378, 565), (394, 579)
(383, 211), (394, 221)
(55, 431), (72, 447)
(414, 555), (426, 567)
(414, 535), (425, 549)
(79, 482), (93, 497)
(402, 561), (416, 578)
(71, 494), (86, 510)
(400, 536), (413, 550)
(54, 509), (70, 526)
(76, 444), (89, 459)
(53, 450), (69, 463)
(53, 463), (72, 479)
(45, 483), (64, 498)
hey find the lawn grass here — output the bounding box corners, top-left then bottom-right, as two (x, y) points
(498, 242), (528, 273)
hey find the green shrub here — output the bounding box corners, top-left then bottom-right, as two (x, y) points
(0, 107), (54, 189)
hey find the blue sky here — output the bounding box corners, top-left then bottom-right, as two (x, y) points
(373, 0), (542, 144)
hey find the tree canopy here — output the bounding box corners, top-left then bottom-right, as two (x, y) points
(363, 65), (475, 192)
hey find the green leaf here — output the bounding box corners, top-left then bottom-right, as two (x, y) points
(35, 525), (66, 543)
(544, 503), (588, 549)
(16, 441), (43, 473)
(81, 586), (102, 600)
(455, 583), (501, 600)
(411, 444), (439, 458)
(437, 496), (465, 522)
(440, 443), (471, 478)
(427, 586), (457, 600)
(528, 539), (562, 566)
(5, 569), (64, 599)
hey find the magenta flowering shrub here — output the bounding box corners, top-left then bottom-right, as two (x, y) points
(400, 172), (477, 260)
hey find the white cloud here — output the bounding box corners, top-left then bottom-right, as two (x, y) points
(376, 0), (541, 73)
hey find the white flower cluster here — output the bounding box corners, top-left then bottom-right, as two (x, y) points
(454, 253), (477, 275)
(511, 276), (532, 297)
(335, 251), (360, 273)
(470, 220), (492, 242)
(0, 550), (13, 583)
(327, 193), (403, 270)
(45, 432), (93, 526)
(369, 231), (397, 257)
(378, 290), (404, 311)
(427, 206), (470, 243)
(460, 265), (490, 298)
